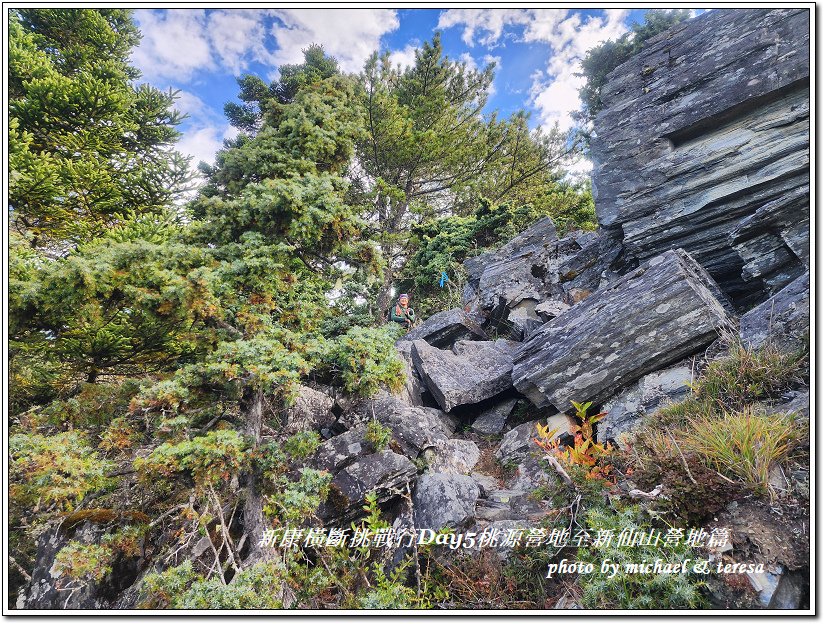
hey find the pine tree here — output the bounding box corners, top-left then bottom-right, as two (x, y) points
(354, 34), (570, 314)
(8, 9), (192, 251)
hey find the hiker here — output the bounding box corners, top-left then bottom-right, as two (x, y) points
(390, 293), (416, 329)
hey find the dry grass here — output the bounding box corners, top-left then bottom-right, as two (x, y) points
(679, 407), (799, 498)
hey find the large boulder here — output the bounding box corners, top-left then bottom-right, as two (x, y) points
(398, 307), (487, 348)
(314, 395), (454, 469)
(411, 340), (514, 411)
(591, 8), (810, 307)
(740, 272), (809, 351)
(322, 451), (417, 522)
(513, 249), (734, 411)
(412, 473), (480, 531)
(422, 438), (481, 475)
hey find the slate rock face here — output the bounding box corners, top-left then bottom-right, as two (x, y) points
(591, 8), (810, 307)
(740, 272), (809, 351)
(324, 451), (417, 522)
(512, 249), (734, 411)
(411, 340), (514, 411)
(598, 364), (693, 443)
(412, 473), (480, 531)
(399, 307), (487, 348)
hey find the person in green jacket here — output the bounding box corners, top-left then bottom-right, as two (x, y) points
(390, 293), (416, 329)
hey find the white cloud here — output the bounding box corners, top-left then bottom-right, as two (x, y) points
(439, 9), (630, 131)
(388, 43), (418, 69)
(132, 10), (216, 82)
(437, 9), (530, 47)
(176, 125), (225, 169)
(270, 9), (399, 73)
(206, 10), (275, 74)
(527, 10), (629, 130)
(172, 90), (232, 167)
(133, 9), (401, 83)
(132, 9), (276, 83)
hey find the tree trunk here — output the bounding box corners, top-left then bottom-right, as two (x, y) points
(240, 388), (270, 567)
(238, 387), (294, 605)
(376, 266), (394, 323)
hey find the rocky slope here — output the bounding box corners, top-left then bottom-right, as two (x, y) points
(16, 8), (810, 611)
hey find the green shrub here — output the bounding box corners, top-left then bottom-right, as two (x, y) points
(321, 325), (404, 396)
(53, 542), (113, 582)
(176, 562), (288, 609)
(264, 467), (332, 525)
(135, 429), (248, 488)
(365, 420), (391, 452)
(282, 430), (321, 460)
(576, 505), (708, 609)
(9, 430), (114, 510)
(138, 560), (288, 609)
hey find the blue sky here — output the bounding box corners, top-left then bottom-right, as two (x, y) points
(129, 8), (694, 170)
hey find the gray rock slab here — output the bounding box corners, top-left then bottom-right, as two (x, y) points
(327, 451), (417, 520)
(398, 307), (487, 348)
(740, 272), (809, 351)
(413, 473), (480, 531)
(412, 339), (514, 411)
(282, 384), (337, 435)
(513, 249), (734, 411)
(599, 365), (693, 443)
(471, 398), (519, 435)
(423, 438), (481, 475)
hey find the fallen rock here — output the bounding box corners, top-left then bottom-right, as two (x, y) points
(375, 399), (453, 458)
(534, 300), (570, 322)
(422, 438), (480, 475)
(419, 406), (460, 435)
(740, 272), (809, 351)
(451, 338), (520, 358)
(471, 398), (519, 435)
(513, 249), (734, 411)
(398, 307), (486, 348)
(413, 473), (480, 531)
(506, 305), (543, 341)
(599, 364), (693, 443)
(471, 472), (501, 496)
(496, 415), (574, 463)
(411, 340), (514, 411)
(323, 451), (417, 522)
(340, 395), (453, 457)
(313, 427), (367, 473)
